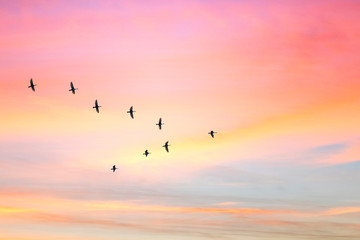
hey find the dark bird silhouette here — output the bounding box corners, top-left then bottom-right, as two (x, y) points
(28, 78), (36, 92)
(208, 130), (217, 138)
(163, 141), (170, 152)
(111, 165), (118, 172)
(143, 150), (150, 157)
(127, 106), (135, 119)
(69, 82), (78, 94)
(93, 99), (101, 113)
(156, 118), (164, 130)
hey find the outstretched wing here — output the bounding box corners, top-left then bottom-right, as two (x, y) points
(70, 82), (74, 89)
(30, 78), (33, 85)
(165, 145), (169, 152)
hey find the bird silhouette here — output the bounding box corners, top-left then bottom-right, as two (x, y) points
(28, 78), (36, 92)
(163, 141), (170, 152)
(111, 165), (118, 172)
(143, 150), (150, 157)
(156, 118), (164, 130)
(69, 82), (78, 94)
(208, 130), (217, 138)
(93, 99), (101, 113)
(127, 106), (135, 119)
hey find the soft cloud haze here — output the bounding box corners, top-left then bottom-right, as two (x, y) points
(1, 0), (360, 239)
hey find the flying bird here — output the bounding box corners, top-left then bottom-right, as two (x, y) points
(28, 78), (36, 92)
(156, 118), (164, 130)
(208, 130), (217, 138)
(143, 150), (150, 157)
(163, 141), (170, 152)
(69, 82), (78, 94)
(93, 99), (101, 113)
(127, 106), (135, 119)
(111, 165), (118, 172)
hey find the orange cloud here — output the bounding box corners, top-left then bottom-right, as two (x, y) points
(213, 202), (240, 206)
(0, 206), (34, 213)
(319, 207), (360, 216)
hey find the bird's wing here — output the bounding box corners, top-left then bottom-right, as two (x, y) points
(130, 112), (134, 118)
(70, 82), (74, 88)
(30, 79), (33, 85)
(165, 146), (169, 152)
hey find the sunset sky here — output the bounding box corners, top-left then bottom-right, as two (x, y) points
(1, 0), (360, 239)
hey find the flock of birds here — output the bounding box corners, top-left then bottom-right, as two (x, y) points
(28, 78), (218, 172)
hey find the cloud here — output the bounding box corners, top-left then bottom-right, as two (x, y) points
(319, 207), (360, 216)
(213, 202), (241, 206)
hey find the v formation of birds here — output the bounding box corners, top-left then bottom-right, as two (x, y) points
(28, 78), (217, 173)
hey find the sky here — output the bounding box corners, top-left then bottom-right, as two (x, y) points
(1, 0), (360, 239)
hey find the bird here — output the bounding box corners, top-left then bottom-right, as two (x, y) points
(69, 82), (78, 94)
(127, 106), (135, 119)
(208, 130), (217, 138)
(111, 165), (118, 172)
(93, 99), (101, 113)
(28, 78), (36, 92)
(143, 150), (150, 157)
(156, 118), (164, 130)
(163, 141), (170, 152)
